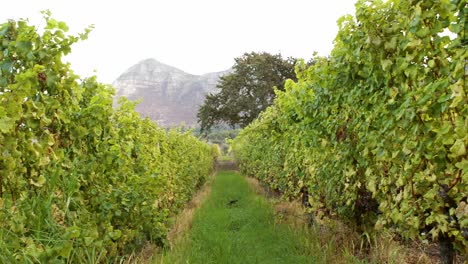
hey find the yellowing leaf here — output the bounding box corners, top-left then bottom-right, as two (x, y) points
(367, 178), (376, 193)
(381, 59), (393, 71)
(450, 140), (466, 158)
(39, 156), (50, 166)
(30, 175), (46, 187)
(449, 80), (465, 108)
(0, 116), (14, 133)
(428, 60), (436, 68)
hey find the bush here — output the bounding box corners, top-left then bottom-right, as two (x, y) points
(0, 13), (214, 262)
(232, 0), (466, 260)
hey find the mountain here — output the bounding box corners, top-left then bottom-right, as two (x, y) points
(113, 59), (229, 127)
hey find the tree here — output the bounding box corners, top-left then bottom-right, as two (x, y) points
(197, 52), (297, 132)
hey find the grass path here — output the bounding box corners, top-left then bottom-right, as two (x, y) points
(154, 171), (317, 264)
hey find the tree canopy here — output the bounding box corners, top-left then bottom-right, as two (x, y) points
(197, 52), (297, 132)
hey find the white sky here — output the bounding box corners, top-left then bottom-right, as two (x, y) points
(1, 0), (356, 84)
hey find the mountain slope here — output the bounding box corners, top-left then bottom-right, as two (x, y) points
(113, 59), (229, 127)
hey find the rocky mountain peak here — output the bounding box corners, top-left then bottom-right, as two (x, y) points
(113, 59), (230, 127)
(124, 58), (192, 76)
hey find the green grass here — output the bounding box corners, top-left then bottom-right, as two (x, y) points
(155, 171), (320, 264)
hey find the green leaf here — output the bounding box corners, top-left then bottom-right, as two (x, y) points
(455, 159), (468, 171)
(39, 156), (50, 166)
(371, 36), (382, 46)
(109, 230), (122, 240)
(15, 41), (32, 53)
(58, 21), (69, 32)
(404, 65), (417, 79)
(0, 116), (14, 133)
(381, 59), (393, 71)
(442, 134), (455, 145)
(1, 61), (12, 72)
(454, 116), (466, 137)
(367, 178), (376, 193)
(65, 226), (81, 239)
(449, 80), (465, 108)
(30, 175), (46, 187)
(57, 241), (73, 258)
(450, 140), (466, 158)
(84, 236), (94, 246)
(448, 23), (461, 34)
(0, 23), (10, 36)
(384, 37), (397, 51)
(46, 18), (58, 29)
(432, 121), (451, 135)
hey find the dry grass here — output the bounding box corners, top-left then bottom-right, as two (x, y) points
(245, 177), (307, 226)
(273, 200), (310, 227)
(244, 176), (266, 196)
(366, 234), (439, 264)
(122, 242), (160, 264)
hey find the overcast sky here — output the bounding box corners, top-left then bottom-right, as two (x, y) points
(1, 0), (356, 84)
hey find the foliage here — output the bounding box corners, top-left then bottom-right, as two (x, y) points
(199, 128), (239, 144)
(232, 0), (467, 258)
(0, 13), (214, 262)
(197, 52), (297, 132)
(197, 127), (239, 155)
(211, 144), (221, 161)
